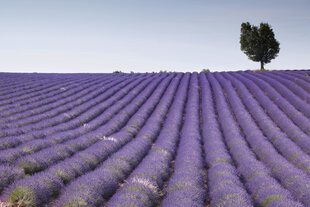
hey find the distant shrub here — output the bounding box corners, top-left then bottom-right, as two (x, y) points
(113, 70), (123, 73)
(202, 69), (210, 72)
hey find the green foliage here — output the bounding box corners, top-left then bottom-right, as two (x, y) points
(240, 22), (280, 70)
(214, 193), (243, 207)
(261, 195), (283, 207)
(8, 186), (36, 207)
(18, 159), (43, 175)
(159, 70), (168, 73)
(113, 70), (123, 73)
(202, 69), (210, 72)
(63, 198), (88, 207)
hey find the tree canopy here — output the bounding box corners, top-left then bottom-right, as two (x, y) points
(240, 22), (280, 70)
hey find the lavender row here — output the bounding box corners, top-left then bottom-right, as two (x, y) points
(0, 74), (129, 116)
(0, 74), (117, 103)
(0, 73), (62, 91)
(0, 75), (137, 137)
(0, 75), (126, 134)
(11, 74), (169, 174)
(0, 76), (99, 118)
(0, 76), (159, 194)
(261, 72), (310, 106)
(0, 76), (117, 137)
(0, 75), (159, 165)
(0, 75), (150, 151)
(41, 75), (169, 182)
(0, 76), (108, 126)
(107, 73), (189, 207)
(208, 72), (302, 207)
(285, 70), (310, 79)
(161, 73), (206, 206)
(1, 74), (179, 206)
(0, 165), (24, 193)
(217, 72), (310, 205)
(0, 73), (41, 92)
(54, 73), (181, 207)
(0, 75), (79, 107)
(238, 72), (310, 141)
(273, 72), (310, 94)
(284, 71), (310, 84)
(0, 75), (120, 128)
(0, 73), (118, 95)
(0, 74), (70, 101)
(225, 73), (310, 174)
(231, 73), (310, 155)
(41, 75), (174, 184)
(0, 73), (80, 92)
(0, 76), (79, 111)
(249, 72), (310, 119)
(0, 74), (165, 193)
(199, 73), (252, 207)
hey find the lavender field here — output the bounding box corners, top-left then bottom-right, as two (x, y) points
(0, 70), (310, 207)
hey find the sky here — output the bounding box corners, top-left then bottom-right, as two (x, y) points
(0, 0), (309, 73)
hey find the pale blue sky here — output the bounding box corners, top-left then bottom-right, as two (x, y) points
(0, 0), (309, 73)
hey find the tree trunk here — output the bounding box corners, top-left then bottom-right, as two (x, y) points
(260, 61), (264, 71)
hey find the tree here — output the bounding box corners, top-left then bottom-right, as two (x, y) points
(240, 22), (280, 70)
